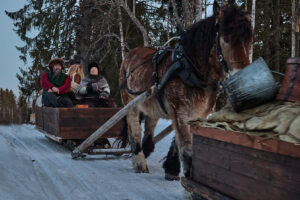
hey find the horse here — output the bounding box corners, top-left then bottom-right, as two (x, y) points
(119, 1), (253, 180)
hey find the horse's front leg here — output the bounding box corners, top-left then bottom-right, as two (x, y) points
(127, 108), (149, 173)
(142, 116), (159, 158)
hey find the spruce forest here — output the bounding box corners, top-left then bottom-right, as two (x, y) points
(4, 0), (300, 123)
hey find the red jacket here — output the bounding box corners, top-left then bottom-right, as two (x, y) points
(40, 72), (71, 94)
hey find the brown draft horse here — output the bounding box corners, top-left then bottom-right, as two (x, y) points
(119, 2), (253, 180)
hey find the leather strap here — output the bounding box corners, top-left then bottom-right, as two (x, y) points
(284, 58), (299, 101)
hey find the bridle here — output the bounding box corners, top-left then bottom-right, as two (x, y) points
(216, 28), (231, 80)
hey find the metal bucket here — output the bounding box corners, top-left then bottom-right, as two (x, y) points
(223, 57), (279, 112)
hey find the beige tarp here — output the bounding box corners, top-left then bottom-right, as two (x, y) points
(189, 101), (300, 144)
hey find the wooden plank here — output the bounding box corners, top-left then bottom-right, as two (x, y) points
(88, 148), (131, 155)
(181, 177), (234, 200)
(193, 136), (300, 193)
(195, 135), (300, 169)
(59, 107), (124, 139)
(35, 106), (43, 129)
(192, 160), (298, 200)
(42, 107), (60, 136)
(60, 127), (122, 139)
(36, 127), (63, 143)
(153, 124), (173, 144)
(191, 126), (300, 158)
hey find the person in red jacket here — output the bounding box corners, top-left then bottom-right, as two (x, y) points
(40, 58), (73, 107)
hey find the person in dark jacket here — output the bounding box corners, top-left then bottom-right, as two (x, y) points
(75, 62), (110, 107)
(40, 58), (73, 107)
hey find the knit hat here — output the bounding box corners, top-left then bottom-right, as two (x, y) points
(88, 62), (99, 73)
(48, 58), (65, 71)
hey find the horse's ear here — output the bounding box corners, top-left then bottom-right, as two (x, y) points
(79, 64), (83, 70)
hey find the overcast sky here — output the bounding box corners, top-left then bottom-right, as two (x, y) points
(0, 0), (30, 97)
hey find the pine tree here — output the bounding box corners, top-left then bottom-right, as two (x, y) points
(6, 0), (78, 100)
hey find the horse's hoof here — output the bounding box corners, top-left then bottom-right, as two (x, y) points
(132, 152), (149, 173)
(165, 173), (180, 181)
(134, 165), (149, 173)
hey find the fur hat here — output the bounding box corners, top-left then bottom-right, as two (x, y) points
(48, 58), (65, 71)
(88, 62), (99, 73)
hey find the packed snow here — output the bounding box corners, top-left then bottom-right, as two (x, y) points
(0, 120), (189, 200)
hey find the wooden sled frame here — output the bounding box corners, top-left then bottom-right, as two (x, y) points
(35, 106), (132, 155)
(181, 126), (300, 200)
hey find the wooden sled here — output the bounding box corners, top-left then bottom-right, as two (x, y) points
(181, 126), (300, 200)
(35, 106), (131, 155)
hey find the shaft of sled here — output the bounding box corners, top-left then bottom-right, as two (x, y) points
(153, 124), (173, 144)
(72, 90), (152, 159)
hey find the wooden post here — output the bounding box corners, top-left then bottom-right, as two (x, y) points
(153, 124), (173, 144)
(72, 89), (153, 159)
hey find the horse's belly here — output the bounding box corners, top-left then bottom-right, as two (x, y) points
(138, 96), (169, 119)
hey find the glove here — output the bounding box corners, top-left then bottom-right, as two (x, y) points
(86, 83), (93, 94)
(99, 91), (109, 99)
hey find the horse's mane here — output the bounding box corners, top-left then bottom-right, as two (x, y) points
(181, 5), (252, 76)
(181, 16), (217, 76)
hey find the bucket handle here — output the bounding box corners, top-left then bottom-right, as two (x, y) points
(271, 70), (284, 76)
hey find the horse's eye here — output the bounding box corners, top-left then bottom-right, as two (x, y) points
(224, 37), (230, 43)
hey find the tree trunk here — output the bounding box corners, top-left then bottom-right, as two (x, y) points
(77, 3), (93, 74)
(119, 0), (150, 46)
(274, 0), (280, 71)
(182, 0), (194, 27)
(132, 0), (136, 16)
(204, 0), (207, 19)
(296, 33), (299, 57)
(249, 0), (256, 63)
(195, 0), (203, 22)
(117, 3), (126, 60)
(292, 0), (296, 57)
(170, 0), (182, 28)
(167, 0), (171, 41)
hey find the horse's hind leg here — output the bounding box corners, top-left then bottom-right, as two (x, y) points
(127, 108), (149, 173)
(163, 137), (181, 181)
(142, 116), (159, 158)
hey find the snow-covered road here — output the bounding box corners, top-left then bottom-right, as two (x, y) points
(0, 120), (188, 200)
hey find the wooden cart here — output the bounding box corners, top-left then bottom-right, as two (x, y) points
(35, 106), (130, 155)
(181, 126), (300, 200)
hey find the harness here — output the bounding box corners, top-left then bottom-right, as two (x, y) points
(122, 24), (230, 115)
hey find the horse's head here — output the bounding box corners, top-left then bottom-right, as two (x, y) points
(181, 1), (253, 83)
(214, 1), (253, 75)
(67, 64), (85, 84)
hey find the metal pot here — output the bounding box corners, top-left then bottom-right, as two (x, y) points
(223, 57), (279, 112)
